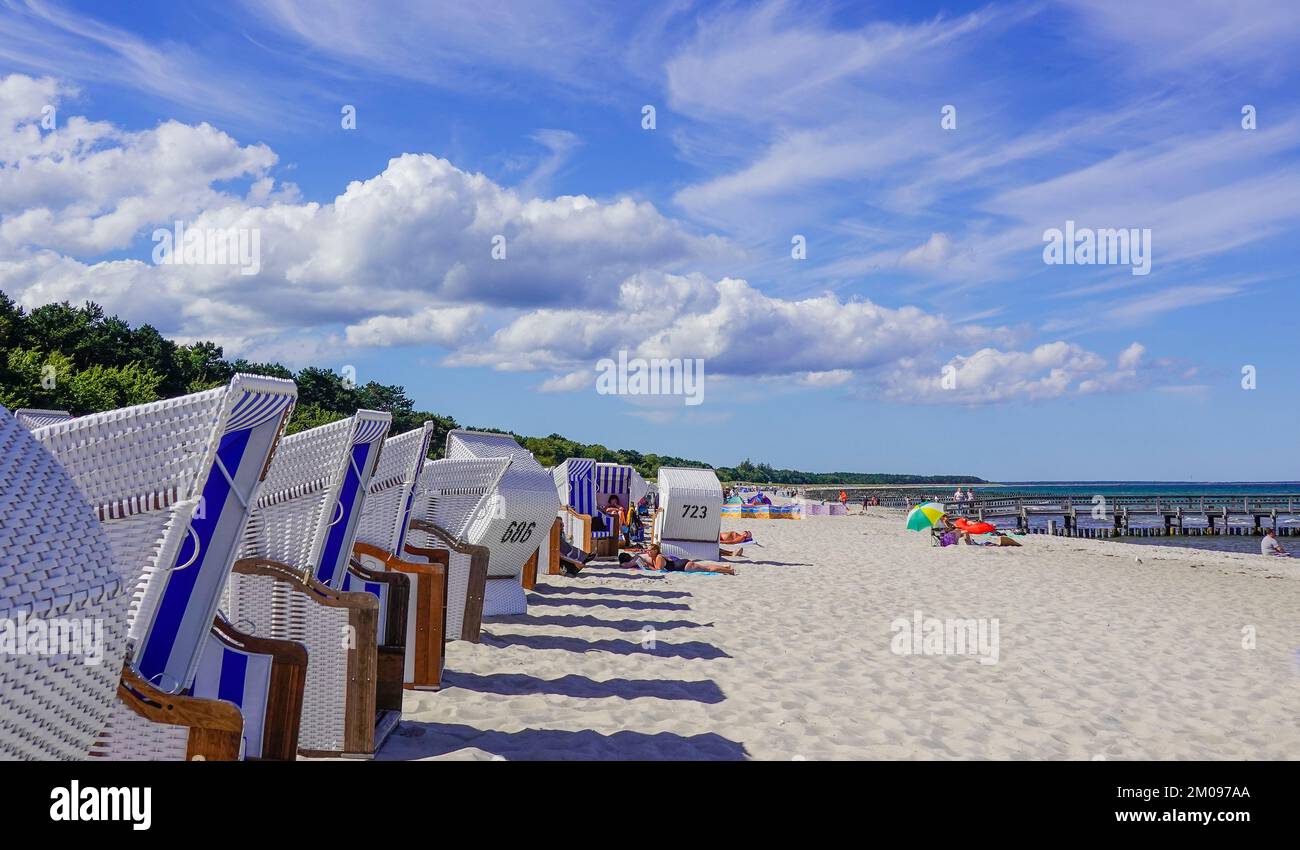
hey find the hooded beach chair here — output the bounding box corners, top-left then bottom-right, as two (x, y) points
(406, 456), (505, 643)
(406, 431), (559, 639)
(225, 409), (400, 757)
(13, 408), (72, 430)
(653, 467), (724, 561)
(553, 457), (618, 553)
(349, 422), (448, 689)
(27, 376), (305, 760)
(0, 407), (130, 760)
(595, 462), (650, 547)
(439, 430), (561, 616)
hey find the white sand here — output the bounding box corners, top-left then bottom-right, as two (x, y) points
(380, 514), (1300, 760)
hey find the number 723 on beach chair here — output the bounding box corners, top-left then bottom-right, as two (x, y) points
(653, 467), (724, 562)
(25, 376), (307, 760)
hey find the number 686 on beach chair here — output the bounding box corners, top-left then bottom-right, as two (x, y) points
(24, 376), (307, 760)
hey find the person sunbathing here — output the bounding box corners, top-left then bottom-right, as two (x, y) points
(619, 544), (736, 574)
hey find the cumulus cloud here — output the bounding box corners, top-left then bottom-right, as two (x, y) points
(0, 72), (1156, 407)
(885, 341), (1148, 404)
(343, 305), (482, 348)
(899, 233), (953, 270)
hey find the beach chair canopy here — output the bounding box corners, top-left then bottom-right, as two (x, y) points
(354, 422), (435, 560)
(32, 375), (297, 695)
(29, 376), (298, 760)
(1, 407), (129, 760)
(239, 409), (391, 588)
(655, 466), (723, 561)
(443, 430), (561, 615)
(13, 408), (72, 430)
(554, 457), (618, 544)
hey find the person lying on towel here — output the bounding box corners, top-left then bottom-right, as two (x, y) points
(719, 529), (755, 556)
(619, 544), (736, 575)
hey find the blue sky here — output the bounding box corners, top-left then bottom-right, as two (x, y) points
(1, 0), (1298, 480)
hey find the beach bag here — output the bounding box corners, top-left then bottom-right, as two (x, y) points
(940, 531), (958, 547)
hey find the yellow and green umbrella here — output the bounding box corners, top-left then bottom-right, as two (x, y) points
(905, 502), (946, 531)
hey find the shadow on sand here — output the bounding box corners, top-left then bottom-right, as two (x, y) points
(438, 671), (726, 703)
(480, 630), (730, 660)
(487, 613), (711, 631)
(379, 723), (747, 760)
(529, 583), (692, 599)
(523, 596), (691, 611)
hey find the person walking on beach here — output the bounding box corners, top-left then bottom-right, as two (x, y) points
(1261, 529), (1290, 556)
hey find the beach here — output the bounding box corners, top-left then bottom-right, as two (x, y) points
(380, 512), (1300, 760)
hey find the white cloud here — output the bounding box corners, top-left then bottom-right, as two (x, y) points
(886, 341), (1148, 404)
(537, 370), (592, 393)
(899, 233), (953, 270)
(343, 306), (482, 348)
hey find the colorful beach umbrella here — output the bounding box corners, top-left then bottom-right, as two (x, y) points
(905, 502), (946, 531)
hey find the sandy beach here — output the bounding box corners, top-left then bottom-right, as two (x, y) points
(380, 513), (1300, 760)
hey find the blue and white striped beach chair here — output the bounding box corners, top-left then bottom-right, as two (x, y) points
(553, 457), (617, 553)
(349, 422), (449, 690)
(1, 407), (130, 760)
(28, 376), (305, 760)
(225, 409), (398, 757)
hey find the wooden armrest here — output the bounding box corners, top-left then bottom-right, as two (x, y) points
(231, 557), (380, 757)
(351, 541), (446, 689)
(209, 615), (305, 761)
(118, 665), (243, 761)
(348, 549), (410, 647)
(406, 519), (489, 642)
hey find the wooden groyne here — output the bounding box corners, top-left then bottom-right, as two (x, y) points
(948, 494), (1300, 537)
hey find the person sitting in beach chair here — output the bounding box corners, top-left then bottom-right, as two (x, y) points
(558, 537), (596, 577)
(1261, 529), (1290, 557)
(619, 544), (736, 574)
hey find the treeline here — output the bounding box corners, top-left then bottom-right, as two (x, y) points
(0, 294), (982, 483)
(719, 460), (984, 485)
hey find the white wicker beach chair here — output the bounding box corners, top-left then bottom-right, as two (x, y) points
(407, 456), (509, 642)
(13, 408), (72, 429)
(28, 375), (304, 760)
(348, 422), (448, 690)
(653, 467), (723, 561)
(225, 409), (397, 757)
(440, 430), (560, 616)
(0, 407), (129, 760)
